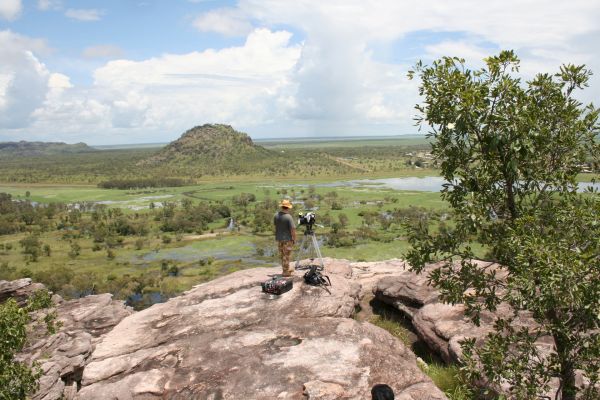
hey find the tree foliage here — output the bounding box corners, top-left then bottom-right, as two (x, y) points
(405, 51), (599, 399)
(0, 289), (57, 400)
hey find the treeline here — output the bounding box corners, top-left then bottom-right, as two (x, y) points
(98, 177), (190, 189)
(158, 199), (231, 233)
(0, 148), (156, 184)
(0, 193), (64, 235)
(0, 140), (436, 185)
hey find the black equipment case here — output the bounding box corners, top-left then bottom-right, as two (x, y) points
(261, 276), (293, 295)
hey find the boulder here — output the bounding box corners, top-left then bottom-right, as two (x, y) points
(0, 277), (46, 306)
(370, 262), (440, 319)
(372, 260), (553, 363)
(18, 293), (133, 400)
(371, 259), (563, 398)
(77, 263), (446, 399)
(350, 259), (407, 294)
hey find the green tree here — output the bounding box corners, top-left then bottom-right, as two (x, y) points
(19, 234), (41, 262)
(106, 248), (115, 260)
(181, 198), (193, 212)
(68, 241), (81, 259)
(134, 238), (145, 250)
(338, 213), (349, 228)
(0, 289), (58, 400)
(405, 51), (599, 399)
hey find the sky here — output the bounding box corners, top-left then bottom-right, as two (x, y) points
(0, 0), (599, 145)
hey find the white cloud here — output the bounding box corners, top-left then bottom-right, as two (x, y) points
(0, 30), (51, 129)
(2, 29), (300, 143)
(3, 1), (600, 143)
(193, 8), (253, 36)
(37, 0), (62, 11)
(90, 29), (300, 135)
(424, 41), (494, 65)
(0, 0), (21, 20)
(82, 45), (124, 59)
(65, 8), (104, 21)
(227, 0), (600, 133)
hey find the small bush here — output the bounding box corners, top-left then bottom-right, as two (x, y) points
(134, 238), (145, 250)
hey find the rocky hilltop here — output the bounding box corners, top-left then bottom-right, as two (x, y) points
(4, 259), (450, 400)
(7, 258), (584, 399)
(0, 141), (95, 157)
(139, 124), (272, 171)
(4, 260), (597, 399)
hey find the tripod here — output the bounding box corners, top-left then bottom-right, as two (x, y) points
(294, 225), (324, 271)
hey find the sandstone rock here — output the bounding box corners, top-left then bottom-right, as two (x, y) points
(372, 261), (553, 364)
(17, 293), (133, 400)
(0, 277), (46, 306)
(351, 258), (407, 293)
(77, 264), (446, 399)
(370, 259), (563, 398)
(372, 262), (440, 319)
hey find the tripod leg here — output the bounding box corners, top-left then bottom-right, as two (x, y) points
(295, 234), (308, 270)
(311, 234), (325, 270)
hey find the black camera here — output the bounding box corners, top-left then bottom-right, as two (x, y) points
(298, 212), (316, 227)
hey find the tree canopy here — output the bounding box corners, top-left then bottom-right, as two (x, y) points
(406, 50), (599, 399)
(0, 289), (58, 400)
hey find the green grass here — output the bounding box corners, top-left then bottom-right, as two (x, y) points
(0, 231), (273, 297)
(0, 179), (446, 209)
(419, 363), (474, 400)
(369, 313), (411, 345)
(365, 304), (476, 399)
(0, 168), (451, 309)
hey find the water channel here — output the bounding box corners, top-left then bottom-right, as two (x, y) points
(319, 176), (599, 192)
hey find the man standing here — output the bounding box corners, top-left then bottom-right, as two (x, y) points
(274, 199), (296, 277)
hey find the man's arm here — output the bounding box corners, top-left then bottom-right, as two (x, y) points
(288, 215), (296, 243)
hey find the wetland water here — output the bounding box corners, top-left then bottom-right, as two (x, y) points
(322, 176), (599, 192)
(130, 236), (277, 266)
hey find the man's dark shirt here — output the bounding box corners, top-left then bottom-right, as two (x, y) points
(274, 211), (294, 241)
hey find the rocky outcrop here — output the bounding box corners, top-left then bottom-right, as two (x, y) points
(369, 260), (568, 398)
(368, 261), (440, 320)
(0, 277), (47, 306)
(76, 260), (446, 399)
(370, 260), (551, 364)
(2, 281), (134, 400)
(4, 260), (450, 399)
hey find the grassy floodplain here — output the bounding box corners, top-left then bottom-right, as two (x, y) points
(1, 133), (597, 311)
(3, 132), (597, 310)
(0, 134), (450, 308)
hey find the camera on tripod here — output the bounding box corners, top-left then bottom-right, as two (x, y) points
(295, 211), (330, 291)
(298, 212), (316, 228)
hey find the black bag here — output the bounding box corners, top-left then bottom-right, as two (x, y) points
(261, 276), (293, 295)
(303, 265), (331, 287)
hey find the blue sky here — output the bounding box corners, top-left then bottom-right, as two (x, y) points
(1, 0), (599, 144)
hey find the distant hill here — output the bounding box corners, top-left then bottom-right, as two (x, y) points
(0, 141), (96, 157)
(139, 124), (274, 175)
